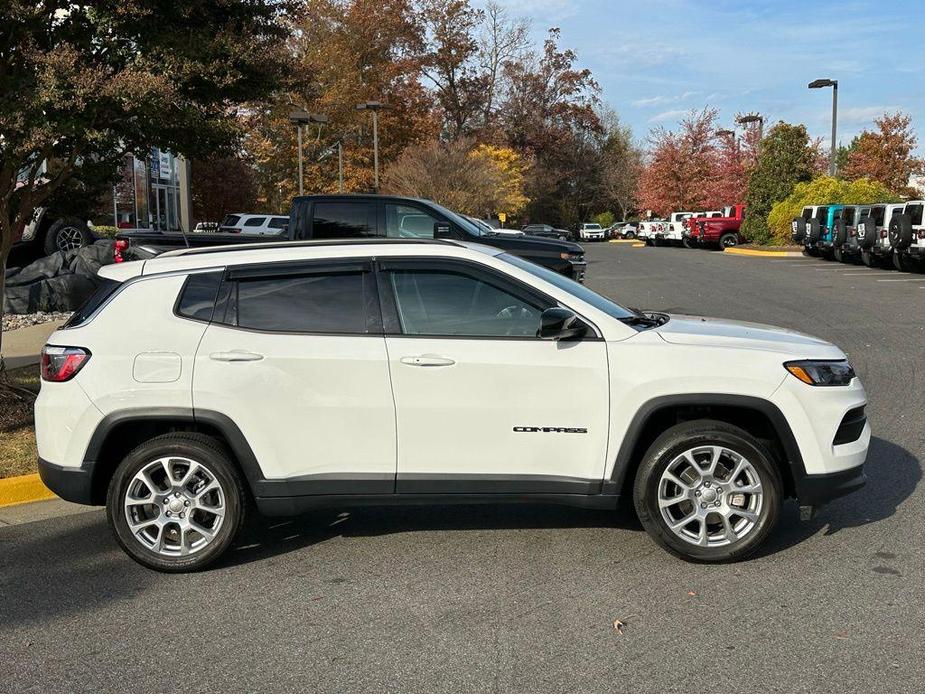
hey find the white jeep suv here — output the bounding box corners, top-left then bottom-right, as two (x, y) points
(36, 239), (869, 571)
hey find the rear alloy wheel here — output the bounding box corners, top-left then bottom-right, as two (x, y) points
(107, 434), (246, 572)
(634, 420), (782, 562)
(624, 231), (636, 240)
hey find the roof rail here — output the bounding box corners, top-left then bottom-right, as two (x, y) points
(158, 237), (463, 259)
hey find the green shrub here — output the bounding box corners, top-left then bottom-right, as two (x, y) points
(91, 225), (120, 238)
(767, 176), (897, 245)
(593, 211), (615, 228)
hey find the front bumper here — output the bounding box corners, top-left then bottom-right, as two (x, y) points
(38, 457), (98, 505)
(793, 465), (866, 508)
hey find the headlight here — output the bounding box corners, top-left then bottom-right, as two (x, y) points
(784, 359), (855, 386)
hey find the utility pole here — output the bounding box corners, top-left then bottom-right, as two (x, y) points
(289, 110), (329, 196)
(338, 140), (344, 193)
(356, 102), (390, 193)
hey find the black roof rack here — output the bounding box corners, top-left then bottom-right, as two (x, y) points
(160, 237), (463, 258)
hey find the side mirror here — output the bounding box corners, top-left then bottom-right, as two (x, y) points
(434, 222), (452, 238)
(538, 307), (587, 340)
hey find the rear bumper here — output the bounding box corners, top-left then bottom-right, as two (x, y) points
(37, 457), (98, 505)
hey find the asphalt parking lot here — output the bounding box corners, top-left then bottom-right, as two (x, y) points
(2, 242), (924, 693)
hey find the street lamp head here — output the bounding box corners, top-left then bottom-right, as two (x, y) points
(289, 110), (328, 125)
(808, 78), (837, 89)
(716, 129), (735, 138)
(736, 114), (763, 125)
(356, 101), (389, 111)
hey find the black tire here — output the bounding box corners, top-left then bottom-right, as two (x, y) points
(833, 219), (847, 247)
(860, 249), (874, 267)
(43, 217), (92, 255)
(644, 238), (653, 246)
(893, 252), (910, 272)
(833, 247), (844, 263)
(889, 213), (913, 251)
(682, 236), (697, 249)
(633, 419), (782, 563)
(719, 232), (738, 249)
(808, 218), (822, 243)
(107, 433), (247, 572)
(858, 217), (877, 249)
(624, 231), (635, 240)
(792, 217), (806, 242)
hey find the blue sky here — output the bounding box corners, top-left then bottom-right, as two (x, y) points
(491, 0), (925, 152)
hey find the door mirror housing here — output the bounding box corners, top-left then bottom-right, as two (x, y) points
(538, 307), (587, 340)
(434, 222), (452, 238)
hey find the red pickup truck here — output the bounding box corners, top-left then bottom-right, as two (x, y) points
(686, 204), (746, 248)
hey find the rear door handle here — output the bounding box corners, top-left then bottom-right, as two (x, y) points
(209, 350), (264, 362)
(400, 355), (456, 367)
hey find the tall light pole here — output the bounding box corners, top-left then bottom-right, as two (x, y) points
(288, 110), (329, 196)
(356, 101), (389, 193)
(809, 78), (838, 176)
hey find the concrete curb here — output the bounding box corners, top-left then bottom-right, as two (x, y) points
(724, 247), (804, 258)
(0, 473), (56, 508)
(608, 239), (640, 244)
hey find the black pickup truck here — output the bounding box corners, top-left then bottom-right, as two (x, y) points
(115, 194), (588, 280)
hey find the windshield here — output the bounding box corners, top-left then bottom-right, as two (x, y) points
(499, 253), (635, 320)
(427, 201), (487, 237)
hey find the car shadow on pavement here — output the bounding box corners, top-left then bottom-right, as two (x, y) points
(0, 510), (162, 629)
(756, 436), (921, 557)
(221, 504), (642, 570)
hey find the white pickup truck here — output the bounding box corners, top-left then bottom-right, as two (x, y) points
(640, 212), (694, 246)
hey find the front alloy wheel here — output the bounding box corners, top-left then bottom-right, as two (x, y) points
(634, 420), (781, 562)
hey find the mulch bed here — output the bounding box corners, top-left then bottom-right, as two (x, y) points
(0, 382), (36, 432)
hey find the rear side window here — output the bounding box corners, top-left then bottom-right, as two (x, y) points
(176, 271), (223, 322)
(268, 217), (288, 230)
(872, 207), (885, 225)
(221, 215), (240, 227)
(227, 271), (368, 333)
(63, 278), (122, 328)
(802, 208), (813, 221)
(312, 202), (375, 239)
(906, 204), (923, 225)
(243, 217), (266, 227)
(842, 208), (855, 225)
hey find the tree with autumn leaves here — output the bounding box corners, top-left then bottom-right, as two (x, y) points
(841, 113), (924, 195)
(637, 108), (759, 216)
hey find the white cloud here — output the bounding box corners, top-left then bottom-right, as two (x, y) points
(632, 90), (701, 108)
(837, 106), (903, 125)
(649, 109), (688, 123)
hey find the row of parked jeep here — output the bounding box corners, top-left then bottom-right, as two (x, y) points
(792, 200), (925, 271)
(636, 205), (747, 249)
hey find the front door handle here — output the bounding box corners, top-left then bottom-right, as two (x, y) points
(209, 350), (264, 362)
(400, 355), (456, 367)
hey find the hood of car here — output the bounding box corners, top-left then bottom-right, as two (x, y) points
(481, 233), (583, 254)
(652, 314), (840, 355)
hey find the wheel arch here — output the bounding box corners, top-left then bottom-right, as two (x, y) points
(83, 408), (263, 504)
(606, 394), (804, 502)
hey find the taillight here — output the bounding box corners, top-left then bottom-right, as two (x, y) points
(113, 239), (128, 263)
(918, 230), (925, 239)
(41, 346), (91, 382)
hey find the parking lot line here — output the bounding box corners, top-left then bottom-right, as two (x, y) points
(877, 278), (921, 282)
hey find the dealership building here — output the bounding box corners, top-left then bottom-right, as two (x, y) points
(110, 148), (193, 231)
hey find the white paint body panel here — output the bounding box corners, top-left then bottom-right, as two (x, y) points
(385, 336), (610, 480)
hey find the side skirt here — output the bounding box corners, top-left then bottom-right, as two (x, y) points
(255, 493), (622, 517)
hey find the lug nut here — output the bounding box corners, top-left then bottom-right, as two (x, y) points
(704, 481), (711, 487)
(179, 513), (185, 519)
(184, 500), (190, 507)
(166, 511), (171, 517)
(700, 503), (707, 509)
(695, 490), (701, 497)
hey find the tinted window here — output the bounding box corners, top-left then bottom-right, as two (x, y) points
(221, 215), (241, 227)
(312, 202), (374, 239)
(872, 207), (885, 225)
(500, 253), (634, 321)
(907, 204), (923, 225)
(389, 269), (544, 337)
(802, 208), (813, 221)
(268, 217), (288, 229)
(233, 271), (367, 333)
(243, 217), (266, 227)
(63, 278), (122, 328)
(386, 204), (438, 238)
(177, 271), (223, 322)
(842, 208), (855, 225)
(816, 207), (829, 222)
